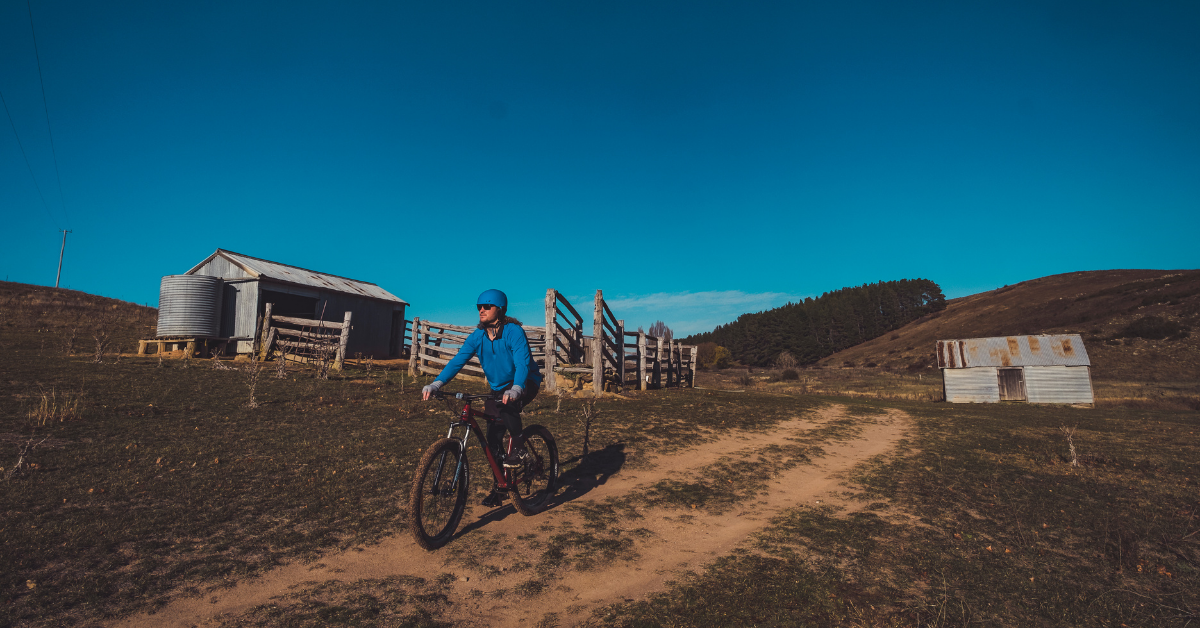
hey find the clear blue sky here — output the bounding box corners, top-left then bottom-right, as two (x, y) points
(3, 1), (1198, 335)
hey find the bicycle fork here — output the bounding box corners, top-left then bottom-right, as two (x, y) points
(429, 424), (472, 496)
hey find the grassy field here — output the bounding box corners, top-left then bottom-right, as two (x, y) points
(595, 397), (1199, 627)
(2, 282), (1198, 626)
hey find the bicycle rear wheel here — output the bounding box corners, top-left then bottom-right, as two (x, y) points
(508, 425), (559, 516)
(409, 438), (469, 550)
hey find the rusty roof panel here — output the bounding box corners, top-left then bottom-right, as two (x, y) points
(936, 334), (1090, 368)
(187, 249), (407, 305)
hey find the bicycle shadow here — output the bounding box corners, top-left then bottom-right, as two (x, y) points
(549, 442), (627, 508)
(452, 443), (627, 538)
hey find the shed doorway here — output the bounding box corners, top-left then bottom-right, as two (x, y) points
(261, 290), (319, 319)
(998, 368), (1027, 401)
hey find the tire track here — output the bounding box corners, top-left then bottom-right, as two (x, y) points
(112, 404), (908, 628)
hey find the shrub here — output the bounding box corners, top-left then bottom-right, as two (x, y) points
(781, 369), (799, 381)
(773, 350), (798, 370)
(712, 346), (732, 369)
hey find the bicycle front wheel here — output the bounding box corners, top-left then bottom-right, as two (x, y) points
(508, 425), (559, 516)
(409, 438), (469, 550)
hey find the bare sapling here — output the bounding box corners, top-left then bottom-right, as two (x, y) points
(579, 398), (598, 457)
(309, 302), (334, 380)
(92, 328), (111, 363)
(211, 351), (231, 370)
(4, 435), (49, 481)
(245, 360), (262, 408)
(61, 319), (80, 355)
(1060, 425), (1079, 467)
(314, 341), (334, 379)
(275, 346), (288, 379)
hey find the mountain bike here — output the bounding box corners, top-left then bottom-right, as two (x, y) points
(409, 390), (559, 550)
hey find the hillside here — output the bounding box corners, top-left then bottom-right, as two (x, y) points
(817, 269), (1200, 381)
(0, 281), (158, 356)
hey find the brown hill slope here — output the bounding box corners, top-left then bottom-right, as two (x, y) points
(0, 281), (157, 357)
(816, 269), (1200, 381)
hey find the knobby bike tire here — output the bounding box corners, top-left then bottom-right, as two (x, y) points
(508, 425), (559, 516)
(409, 438), (469, 550)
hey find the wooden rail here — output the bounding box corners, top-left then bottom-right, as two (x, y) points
(584, 290), (697, 393)
(258, 303), (352, 370)
(403, 288), (696, 393)
(543, 289), (587, 393)
(408, 317), (547, 382)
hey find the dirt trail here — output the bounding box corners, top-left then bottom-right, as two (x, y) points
(113, 405), (908, 628)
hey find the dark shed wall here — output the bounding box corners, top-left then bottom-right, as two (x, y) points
(314, 292), (403, 358)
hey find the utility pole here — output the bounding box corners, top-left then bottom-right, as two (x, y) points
(55, 229), (71, 288)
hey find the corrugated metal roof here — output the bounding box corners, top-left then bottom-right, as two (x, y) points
(936, 334), (1090, 368)
(186, 249), (407, 304)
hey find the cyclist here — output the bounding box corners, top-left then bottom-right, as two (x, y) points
(421, 289), (543, 507)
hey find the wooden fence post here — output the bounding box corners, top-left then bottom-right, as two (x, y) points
(258, 303), (273, 361)
(662, 339), (669, 387)
(616, 319), (625, 392)
(408, 317), (421, 377)
(675, 342), (682, 387)
(655, 336), (663, 388)
(638, 331), (647, 390)
(593, 290), (604, 394)
(672, 340), (680, 387)
(688, 346), (698, 387)
(545, 289), (558, 393)
(334, 311), (352, 370)
(677, 343), (683, 387)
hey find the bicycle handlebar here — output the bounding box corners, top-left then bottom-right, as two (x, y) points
(432, 390), (496, 402)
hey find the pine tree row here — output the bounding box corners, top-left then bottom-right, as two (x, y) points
(684, 279), (946, 366)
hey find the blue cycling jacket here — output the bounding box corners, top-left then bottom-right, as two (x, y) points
(434, 323), (543, 391)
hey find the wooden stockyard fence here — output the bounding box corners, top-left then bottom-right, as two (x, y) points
(257, 303), (354, 370)
(408, 289), (697, 394)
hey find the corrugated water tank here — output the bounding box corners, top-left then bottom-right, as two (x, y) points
(157, 275), (223, 337)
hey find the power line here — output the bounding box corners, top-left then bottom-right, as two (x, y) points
(1, 88), (58, 229)
(26, 0), (69, 227)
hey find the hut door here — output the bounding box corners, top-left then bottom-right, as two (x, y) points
(997, 368), (1027, 401)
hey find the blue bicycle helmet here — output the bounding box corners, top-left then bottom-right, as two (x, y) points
(477, 289), (508, 309)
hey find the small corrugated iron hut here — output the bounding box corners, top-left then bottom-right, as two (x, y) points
(183, 249), (407, 357)
(936, 334), (1094, 404)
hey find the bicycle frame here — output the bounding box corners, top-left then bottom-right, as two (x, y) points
(436, 395), (516, 492)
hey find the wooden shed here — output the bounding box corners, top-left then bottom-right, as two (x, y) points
(936, 334), (1094, 404)
(186, 249), (408, 358)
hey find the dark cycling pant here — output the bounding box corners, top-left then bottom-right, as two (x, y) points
(487, 381), (540, 458)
